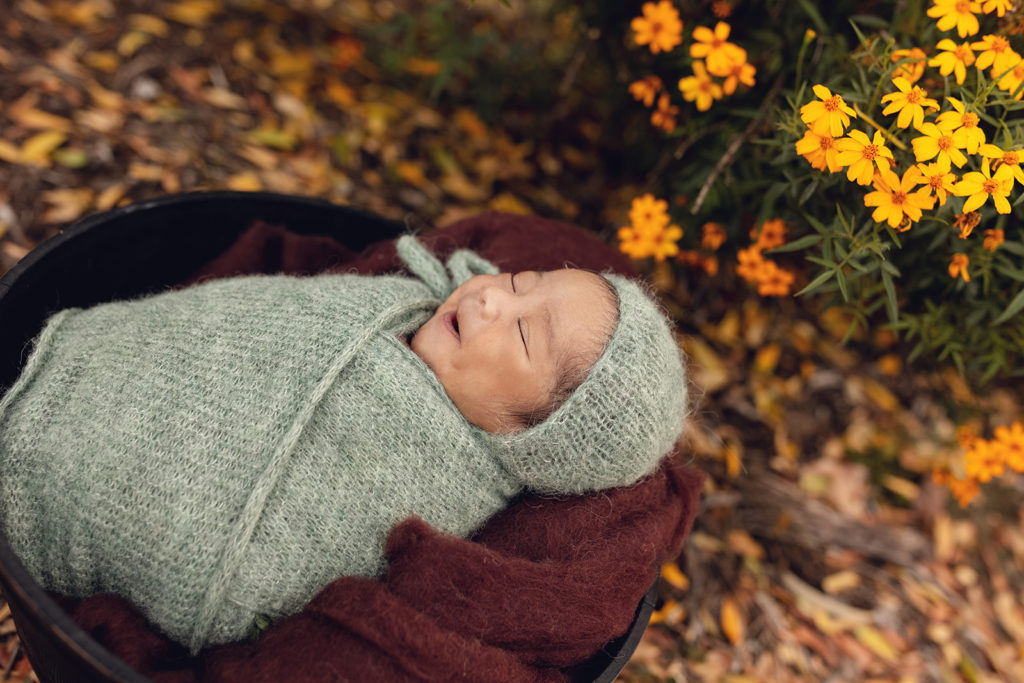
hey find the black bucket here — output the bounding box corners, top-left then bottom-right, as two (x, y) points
(0, 192), (656, 682)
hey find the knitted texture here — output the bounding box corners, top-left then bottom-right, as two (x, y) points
(0, 254), (517, 653)
(0, 233), (688, 655)
(491, 275), (688, 494)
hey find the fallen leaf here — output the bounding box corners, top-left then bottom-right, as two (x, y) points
(95, 183), (127, 211)
(130, 13), (170, 36)
(225, 172), (263, 191)
(720, 596), (744, 645)
(41, 188), (94, 223)
(20, 130), (67, 166)
(10, 107), (73, 132)
(726, 529), (765, 559)
(488, 192), (531, 215)
(128, 162), (164, 182)
(683, 337), (730, 393)
(0, 140), (22, 163)
(822, 570), (860, 594)
(660, 562), (690, 591)
(117, 30), (152, 57)
(852, 624), (899, 662)
(395, 160), (427, 188)
(203, 87), (247, 110)
(163, 0), (220, 27)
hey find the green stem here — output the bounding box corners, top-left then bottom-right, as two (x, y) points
(853, 103), (909, 152)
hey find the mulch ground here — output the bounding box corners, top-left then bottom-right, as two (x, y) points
(1, 1), (1023, 681)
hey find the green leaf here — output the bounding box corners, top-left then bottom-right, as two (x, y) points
(767, 234), (822, 253)
(797, 0), (828, 33)
(797, 268), (835, 296)
(801, 211), (830, 235)
(993, 287), (1024, 325)
(881, 270), (898, 326)
(836, 268), (850, 302)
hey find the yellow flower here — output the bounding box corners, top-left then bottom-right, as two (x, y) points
(756, 261), (795, 297)
(982, 0), (1013, 15)
(928, 39), (975, 85)
(690, 22), (747, 76)
(964, 438), (1003, 481)
(936, 97), (985, 153)
(629, 76), (663, 107)
(800, 85), (857, 136)
(863, 167), (935, 229)
(618, 225), (654, 258)
(994, 421), (1024, 472)
(795, 129), (843, 172)
(917, 160), (958, 205)
(631, 1), (684, 54)
(678, 61), (723, 112)
(927, 0), (982, 37)
(912, 122), (968, 168)
(650, 92), (679, 132)
(835, 129), (895, 185)
(954, 163), (1014, 213)
(628, 193), (671, 231)
(949, 252), (971, 282)
(890, 47), (928, 83)
(702, 222), (727, 250)
(978, 144), (1024, 184)
(983, 227), (1005, 250)
(722, 60), (756, 95)
(880, 77), (940, 129)
(996, 60), (1024, 99)
(971, 34), (1019, 74)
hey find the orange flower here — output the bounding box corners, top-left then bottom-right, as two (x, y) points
(631, 1), (684, 54)
(756, 260), (795, 296)
(702, 222), (727, 250)
(952, 211), (981, 237)
(917, 161), (958, 206)
(722, 60), (756, 95)
(964, 438), (1004, 482)
(983, 227), (1005, 250)
(629, 76), (664, 107)
(927, 0), (983, 38)
(890, 47), (928, 83)
(800, 85), (857, 136)
(712, 0), (733, 18)
(629, 193), (670, 231)
(690, 22), (747, 76)
(736, 245), (766, 281)
(948, 253), (970, 282)
(929, 39), (975, 84)
(752, 218), (787, 249)
(650, 92), (679, 132)
(702, 255), (720, 276)
(795, 129), (843, 172)
(678, 61), (723, 111)
(994, 421), (1024, 472)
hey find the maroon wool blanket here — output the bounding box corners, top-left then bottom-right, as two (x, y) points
(58, 211), (704, 682)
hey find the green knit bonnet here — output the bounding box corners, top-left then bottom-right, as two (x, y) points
(398, 236), (689, 497)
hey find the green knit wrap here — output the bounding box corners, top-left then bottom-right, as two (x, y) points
(0, 236), (688, 653)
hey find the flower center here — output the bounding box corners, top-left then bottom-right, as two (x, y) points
(906, 90), (922, 104)
(993, 36), (1010, 52)
(818, 136), (835, 151)
(983, 179), (999, 194)
(651, 21), (663, 33)
(1004, 152), (1020, 166)
(862, 144), (878, 160)
(824, 96), (841, 112)
(962, 113), (978, 128)
(937, 136), (953, 151)
(955, 0), (971, 12)
(892, 191), (908, 205)
(954, 46), (971, 60)
(929, 176), (944, 189)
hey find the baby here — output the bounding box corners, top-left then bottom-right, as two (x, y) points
(0, 235), (687, 653)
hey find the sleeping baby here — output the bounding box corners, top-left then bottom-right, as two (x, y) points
(0, 235), (687, 654)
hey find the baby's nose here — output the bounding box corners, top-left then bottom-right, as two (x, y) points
(479, 285), (511, 320)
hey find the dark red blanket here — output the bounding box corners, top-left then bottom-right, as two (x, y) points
(61, 212), (704, 682)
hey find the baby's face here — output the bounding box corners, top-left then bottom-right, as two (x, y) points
(410, 269), (616, 433)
